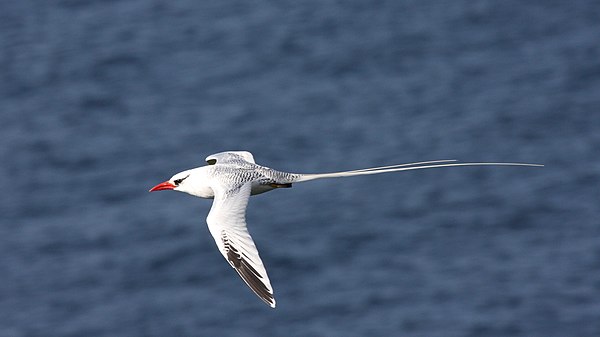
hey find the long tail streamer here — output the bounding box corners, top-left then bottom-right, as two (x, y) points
(295, 161), (543, 183)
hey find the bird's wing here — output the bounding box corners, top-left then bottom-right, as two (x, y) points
(205, 151), (255, 165)
(206, 181), (275, 308)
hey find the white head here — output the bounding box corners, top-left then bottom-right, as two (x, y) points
(149, 167), (214, 198)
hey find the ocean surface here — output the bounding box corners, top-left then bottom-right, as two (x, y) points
(1, 1), (599, 336)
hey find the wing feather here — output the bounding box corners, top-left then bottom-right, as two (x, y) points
(205, 151), (256, 165)
(206, 182), (276, 308)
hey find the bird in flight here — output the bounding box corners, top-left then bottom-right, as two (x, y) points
(149, 151), (542, 308)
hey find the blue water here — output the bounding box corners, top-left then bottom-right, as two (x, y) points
(1, 1), (599, 336)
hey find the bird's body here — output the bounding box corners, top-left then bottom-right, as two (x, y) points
(182, 151), (300, 198)
(150, 151), (542, 308)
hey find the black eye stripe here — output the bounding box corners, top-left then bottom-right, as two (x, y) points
(173, 174), (189, 186)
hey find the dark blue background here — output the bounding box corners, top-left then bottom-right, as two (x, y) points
(1, 1), (599, 336)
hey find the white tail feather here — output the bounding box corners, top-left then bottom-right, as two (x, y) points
(344, 159), (458, 173)
(295, 161), (543, 183)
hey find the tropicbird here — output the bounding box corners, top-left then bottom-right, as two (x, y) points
(149, 151), (542, 308)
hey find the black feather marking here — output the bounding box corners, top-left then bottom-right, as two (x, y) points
(222, 232), (274, 307)
(269, 183), (292, 188)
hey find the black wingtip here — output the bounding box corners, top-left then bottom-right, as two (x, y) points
(224, 240), (276, 308)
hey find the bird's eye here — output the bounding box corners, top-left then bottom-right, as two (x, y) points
(207, 159), (217, 165)
(173, 175), (189, 186)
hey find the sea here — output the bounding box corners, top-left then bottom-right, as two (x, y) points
(1, 1), (599, 336)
